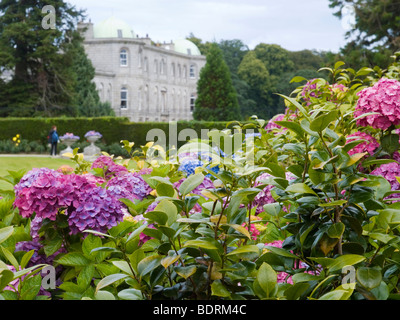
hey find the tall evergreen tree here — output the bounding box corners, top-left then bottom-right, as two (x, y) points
(193, 43), (240, 121)
(0, 0), (84, 116)
(69, 37), (114, 117)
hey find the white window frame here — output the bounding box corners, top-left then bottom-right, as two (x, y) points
(120, 49), (128, 67)
(120, 87), (128, 109)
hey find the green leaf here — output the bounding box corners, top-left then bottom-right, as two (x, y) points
(126, 223), (148, 243)
(381, 133), (400, 155)
(137, 255), (162, 277)
(284, 282), (310, 300)
(95, 273), (129, 293)
(20, 274), (42, 300)
(144, 211), (168, 225)
(0, 226), (13, 245)
(117, 288), (143, 300)
(161, 252), (181, 269)
(368, 232), (395, 244)
(179, 173), (205, 196)
(264, 245), (299, 259)
(274, 121), (304, 138)
(319, 200), (347, 207)
(0, 268), (14, 291)
(1, 246), (18, 270)
(95, 290), (116, 300)
(184, 238), (218, 250)
(276, 94), (311, 122)
(57, 252), (92, 267)
(226, 224), (252, 240)
(310, 110), (338, 132)
(174, 265), (197, 279)
(318, 289), (348, 300)
(155, 199), (178, 226)
(82, 234), (103, 259)
(356, 267), (382, 290)
(327, 254), (366, 273)
(44, 237), (63, 257)
(112, 260), (134, 276)
(286, 183), (318, 196)
(211, 280), (231, 298)
(256, 263), (277, 298)
(327, 222), (345, 239)
(227, 244), (260, 256)
(156, 183), (175, 197)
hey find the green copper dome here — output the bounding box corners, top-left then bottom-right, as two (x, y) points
(173, 39), (202, 56)
(93, 16), (135, 39)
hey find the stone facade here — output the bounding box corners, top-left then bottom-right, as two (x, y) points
(78, 19), (206, 122)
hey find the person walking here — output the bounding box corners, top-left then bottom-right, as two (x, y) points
(48, 125), (59, 156)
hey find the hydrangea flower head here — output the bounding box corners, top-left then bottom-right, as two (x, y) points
(67, 186), (125, 234)
(346, 131), (379, 156)
(106, 171), (152, 201)
(371, 162), (400, 201)
(354, 78), (400, 130)
(91, 155), (128, 179)
(265, 114), (285, 132)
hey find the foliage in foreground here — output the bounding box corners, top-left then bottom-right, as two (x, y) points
(3, 55), (400, 300)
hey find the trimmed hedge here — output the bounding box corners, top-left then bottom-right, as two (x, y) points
(0, 117), (232, 149)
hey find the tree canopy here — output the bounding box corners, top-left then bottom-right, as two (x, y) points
(193, 43), (240, 121)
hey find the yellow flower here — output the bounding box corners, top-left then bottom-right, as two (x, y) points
(17, 140), (21, 143)
(12, 137), (16, 142)
(16, 134), (20, 138)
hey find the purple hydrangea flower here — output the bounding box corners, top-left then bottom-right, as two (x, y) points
(106, 171), (152, 201)
(67, 186), (125, 234)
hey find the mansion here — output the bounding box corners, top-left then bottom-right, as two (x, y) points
(78, 17), (206, 122)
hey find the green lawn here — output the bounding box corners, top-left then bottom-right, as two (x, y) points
(0, 156), (74, 190)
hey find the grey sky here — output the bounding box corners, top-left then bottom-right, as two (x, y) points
(67, 0), (351, 52)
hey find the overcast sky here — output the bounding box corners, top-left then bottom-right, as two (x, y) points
(67, 0), (353, 52)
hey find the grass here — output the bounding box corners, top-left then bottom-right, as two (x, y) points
(0, 156), (74, 191)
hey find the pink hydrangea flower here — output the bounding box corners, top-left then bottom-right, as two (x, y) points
(346, 131), (379, 156)
(265, 114), (285, 132)
(354, 78), (400, 130)
(371, 162), (400, 201)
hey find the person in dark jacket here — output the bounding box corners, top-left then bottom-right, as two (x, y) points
(48, 125), (59, 156)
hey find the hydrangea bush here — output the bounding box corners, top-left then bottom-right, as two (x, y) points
(3, 57), (400, 300)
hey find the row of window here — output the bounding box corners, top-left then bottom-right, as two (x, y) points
(119, 86), (196, 112)
(119, 49), (197, 78)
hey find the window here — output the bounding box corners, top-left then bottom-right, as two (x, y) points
(138, 50), (142, 68)
(189, 64), (196, 78)
(161, 88), (167, 113)
(120, 87), (128, 109)
(117, 29), (123, 38)
(138, 87), (142, 111)
(120, 49), (128, 66)
(190, 94), (196, 112)
(154, 60), (158, 74)
(160, 59), (166, 75)
(171, 63), (175, 77)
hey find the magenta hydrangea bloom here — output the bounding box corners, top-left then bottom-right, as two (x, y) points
(346, 131), (379, 156)
(14, 168), (65, 220)
(14, 168), (62, 197)
(354, 78), (400, 130)
(91, 155), (128, 179)
(265, 114), (285, 132)
(371, 162), (400, 201)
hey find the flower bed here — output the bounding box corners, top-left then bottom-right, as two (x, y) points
(2, 58), (400, 300)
